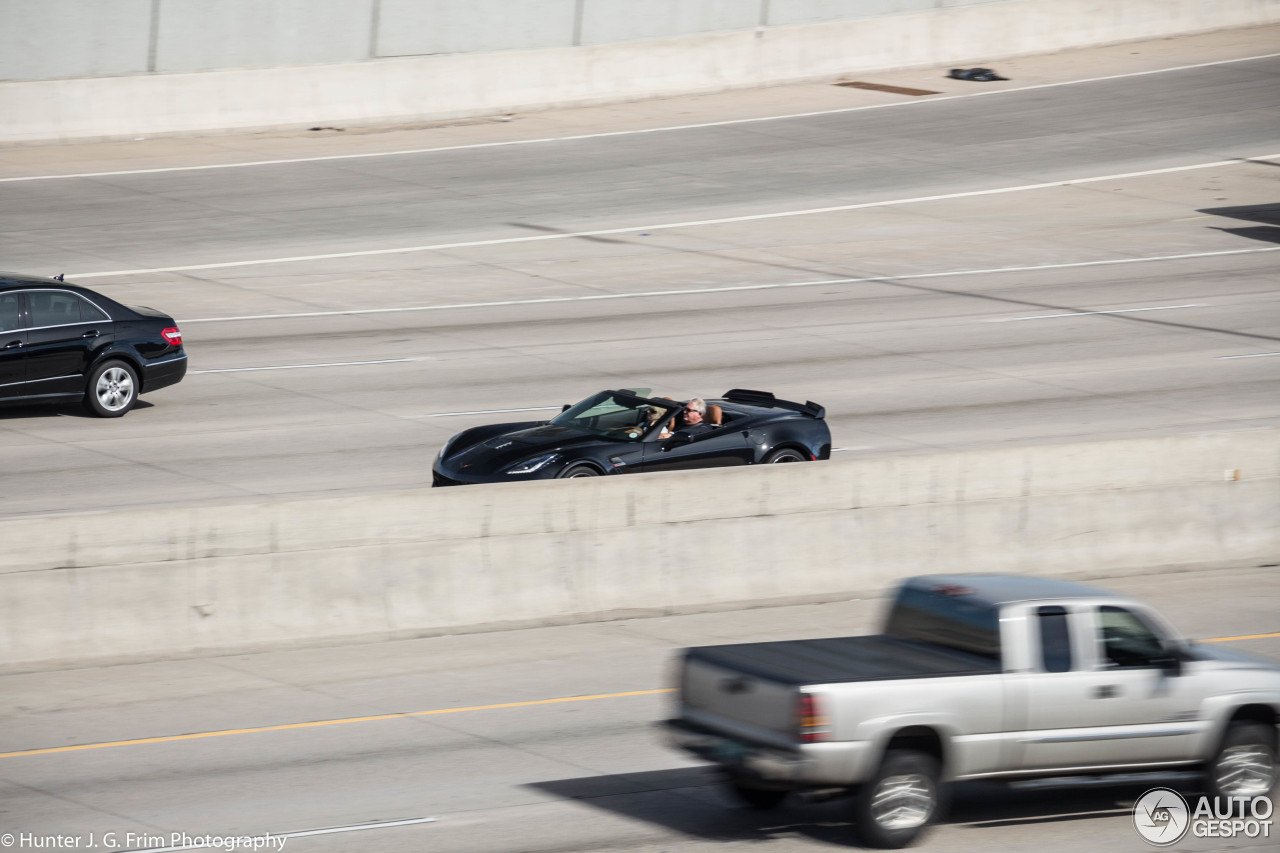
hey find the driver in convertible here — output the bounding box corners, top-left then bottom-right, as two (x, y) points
(673, 398), (714, 436)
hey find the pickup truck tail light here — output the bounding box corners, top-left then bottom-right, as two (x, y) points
(797, 692), (830, 742)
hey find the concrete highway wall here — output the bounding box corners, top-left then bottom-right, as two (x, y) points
(2, 0), (1279, 142)
(2, 429), (1276, 672)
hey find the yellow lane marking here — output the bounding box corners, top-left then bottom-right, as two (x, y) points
(0, 688), (674, 759)
(5, 630), (1278, 760)
(1200, 631), (1280, 642)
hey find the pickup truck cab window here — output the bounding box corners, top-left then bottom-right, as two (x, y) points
(1036, 605), (1073, 672)
(1097, 605), (1166, 668)
(883, 584), (1001, 662)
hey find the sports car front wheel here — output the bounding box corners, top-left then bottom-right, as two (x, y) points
(556, 464), (600, 478)
(764, 448), (808, 464)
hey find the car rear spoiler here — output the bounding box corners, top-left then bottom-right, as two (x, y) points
(722, 388), (825, 419)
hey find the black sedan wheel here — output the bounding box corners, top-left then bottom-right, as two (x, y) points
(556, 464), (600, 479)
(84, 360), (138, 418)
(764, 447), (807, 464)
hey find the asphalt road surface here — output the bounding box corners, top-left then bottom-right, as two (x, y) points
(1, 567), (1277, 853)
(0, 45), (1278, 516)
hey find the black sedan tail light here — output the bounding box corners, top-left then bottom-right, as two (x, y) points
(161, 326), (183, 346)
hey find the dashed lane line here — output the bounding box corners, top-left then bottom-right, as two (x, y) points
(63, 154), (1280, 280)
(174, 245), (1280, 324)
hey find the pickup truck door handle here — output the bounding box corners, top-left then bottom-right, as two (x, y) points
(1094, 684), (1119, 699)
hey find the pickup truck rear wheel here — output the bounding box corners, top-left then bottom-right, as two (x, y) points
(853, 750), (942, 849)
(1208, 721), (1277, 800)
(728, 781), (788, 810)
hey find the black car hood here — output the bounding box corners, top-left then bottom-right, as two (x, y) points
(449, 424), (609, 472)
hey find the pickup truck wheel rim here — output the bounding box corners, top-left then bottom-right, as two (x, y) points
(870, 773), (933, 831)
(1216, 745), (1276, 797)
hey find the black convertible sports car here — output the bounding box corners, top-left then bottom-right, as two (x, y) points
(433, 388), (831, 485)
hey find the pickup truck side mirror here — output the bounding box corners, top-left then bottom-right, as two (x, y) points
(1151, 652), (1182, 677)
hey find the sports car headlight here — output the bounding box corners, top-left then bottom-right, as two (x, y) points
(506, 453), (560, 474)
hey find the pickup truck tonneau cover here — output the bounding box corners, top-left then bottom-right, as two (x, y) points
(684, 635), (1000, 686)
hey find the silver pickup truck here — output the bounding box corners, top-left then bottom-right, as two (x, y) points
(663, 575), (1280, 847)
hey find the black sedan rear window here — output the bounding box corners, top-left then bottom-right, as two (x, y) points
(28, 291), (107, 326)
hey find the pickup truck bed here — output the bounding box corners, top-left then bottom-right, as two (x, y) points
(684, 635), (1000, 685)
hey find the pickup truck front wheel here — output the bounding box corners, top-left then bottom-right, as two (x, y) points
(854, 750), (942, 849)
(1208, 721), (1277, 800)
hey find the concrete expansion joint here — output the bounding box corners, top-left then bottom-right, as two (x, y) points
(4, 564), (82, 575)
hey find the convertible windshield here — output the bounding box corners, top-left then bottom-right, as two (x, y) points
(550, 391), (678, 440)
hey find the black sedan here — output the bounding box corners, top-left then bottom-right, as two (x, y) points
(433, 388), (831, 485)
(0, 272), (187, 417)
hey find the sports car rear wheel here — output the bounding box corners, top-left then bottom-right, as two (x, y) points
(764, 448), (808, 464)
(557, 464), (600, 478)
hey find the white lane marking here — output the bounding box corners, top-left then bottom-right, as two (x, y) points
(1218, 351), (1280, 359)
(178, 245), (1280, 324)
(267, 817), (437, 843)
(992, 303), (1205, 322)
(190, 357), (421, 373)
(122, 817), (437, 852)
(6, 52), (1279, 183)
(65, 153), (1280, 280)
(410, 405), (563, 418)
(831, 446), (874, 453)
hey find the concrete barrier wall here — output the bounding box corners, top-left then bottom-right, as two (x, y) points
(0, 0), (1066, 80)
(2, 0), (1279, 142)
(1, 429), (1276, 672)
